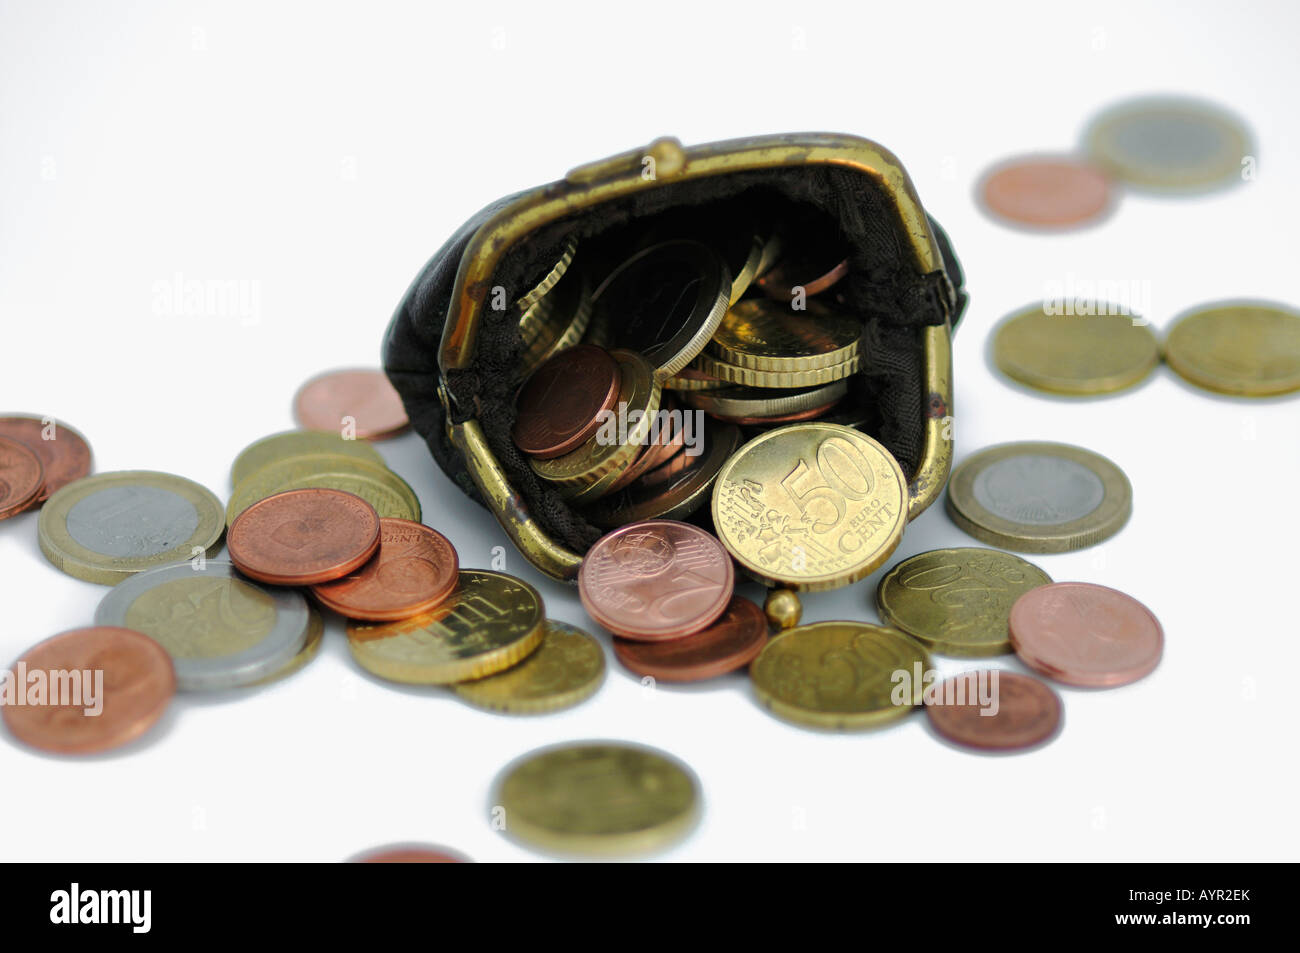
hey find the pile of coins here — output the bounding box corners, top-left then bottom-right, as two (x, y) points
(0, 415), (93, 522)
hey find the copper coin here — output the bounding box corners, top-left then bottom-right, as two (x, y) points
(1009, 582), (1163, 687)
(227, 488), (381, 586)
(579, 519), (733, 640)
(925, 670), (1062, 751)
(311, 518), (458, 621)
(606, 397), (687, 494)
(979, 156), (1114, 229)
(352, 844), (468, 863)
(0, 416), (92, 504)
(0, 434), (45, 519)
(2, 626), (175, 754)
(293, 368), (410, 440)
(613, 595), (767, 681)
(634, 438), (692, 489)
(757, 233), (850, 299)
(513, 345), (622, 459)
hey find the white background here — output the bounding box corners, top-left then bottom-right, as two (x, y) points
(2, 0), (1297, 862)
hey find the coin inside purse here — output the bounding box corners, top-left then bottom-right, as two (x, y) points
(385, 152), (965, 564)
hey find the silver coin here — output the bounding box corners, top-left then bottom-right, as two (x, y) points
(94, 561), (310, 691)
(971, 454), (1105, 525)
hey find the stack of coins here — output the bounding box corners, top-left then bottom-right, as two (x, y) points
(0, 414), (93, 520)
(509, 220), (874, 537)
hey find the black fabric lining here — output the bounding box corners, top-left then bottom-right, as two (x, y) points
(382, 165), (966, 557)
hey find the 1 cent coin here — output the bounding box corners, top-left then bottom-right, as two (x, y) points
(1009, 582), (1163, 688)
(293, 368), (410, 440)
(311, 518), (458, 621)
(0, 415), (92, 504)
(512, 345), (622, 458)
(578, 520), (733, 640)
(0, 434), (45, 519)
(228, 488), (381, 586)
(2, 626), (175, 754)
(613, 595), (768, 682)
(979, 155), (1114, 229)
(925, 670), (1062, 751)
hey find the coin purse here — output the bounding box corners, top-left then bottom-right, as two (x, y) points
(382, 133), (966, 582)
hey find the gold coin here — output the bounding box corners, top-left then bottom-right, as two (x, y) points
(516, 237), (577, 314)
(494, 742), (698, 856)
(519, 271), (593, 379)
(726, 232), (768, 305)
(452, 620), (605, 714)
(945, 441), (1131, 553)
(530, 350), (662, 498)
(992, 305), (1160, 395)
(38, 471), (225, 586)
(750, 622), (929, 730)
(712, 423), (907, 591)
(230, 430), (384, 487)
(876, 548), (1052, 656)
(347, 569), (544, 684)
(256, 606), (325, 685)
(694, 349), (861, 388)
(226, 452), (420, 526)
(1163, 302), (1300, 396)
(709, 299), (863, 372)
(681, 380), (848, 419)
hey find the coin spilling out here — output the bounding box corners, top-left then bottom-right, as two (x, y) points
(494, 742), (699, 856)
(713, 423), (907, 591)
(579, 520), (733, 640)
(228, 488), (381, 586)
(0, 415), (92, 505)
(230, 429), (384, 487)
(293, 368), (410, 440)
(0, 434), (45, 520)
(946, 442), (1131, 553)
(588, 240), (731, 380)
(750, 622), (930, 730)
(1163, 302), (1300, 396)
(452, 620), (605, 714)
(1009, 582), (1163, 688)
(311, 518), (458, 620)
(347, 569), (544, 684)
(2, 626), (175, 754)
(94, 562), (311, 691)
(992, 305), (1160, 395)
(709, 299), (864, 372)
(925, 671), (1062, 751)
(512, 345), (622, 459)
(613, 594), (768, 682)
(978, 156), (1114, 229)
(38, 470), (225, 585)
(1084, 95), (1253, 193)
(876, 548), (1053, 657)
(226, 451), (420, 526)
(351, 844), (469, 863)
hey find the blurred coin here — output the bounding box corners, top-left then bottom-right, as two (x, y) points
(694, 349), (861, 388)
(1009, 582), (1163, 687)
(0, 415), (92, 504)
(94, 562), (310, 691)
(876, 547), (1051, 657)
(613, 595), (767, 682)
(513, 345), (622, 459)
(351, 844), (470, 863)
(516, 237), (577, 313)
(589, 240), (730, 380)
(721, 231), (771, 305)
(228, 488), (380, 586)
(2, 626), (174, 755)
(347, 570), (544, 684)
(1084, 95), (1252, 192)
(579, 520), (733, 640)
(992, 305), (1159, 394)
(230, 429), (383, 487)
(255, 606), (324, 685)
(603, 395), (688, 495)
(926, 671), (1061, 751)
(946, 442), (1131, 553)
(710, 299), (863, 373)
(452, 620), (605, 714)
(712, 423), (907, 591)
(0, 434), (44, 519)
(751, 622), (929, 730)
(226, 452), (420, 526)
(1163, 301), (1300, 396)
(494, 742), (698, 857)
(682, 380), (848, 419)
(38, 471), (224, 585)
(311, 518), (457, 621)
(519, 270), (593, 378)
(978, 155), (1114, 229)
(756, 231), (849, 299)
(294, 368), (409, 440)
